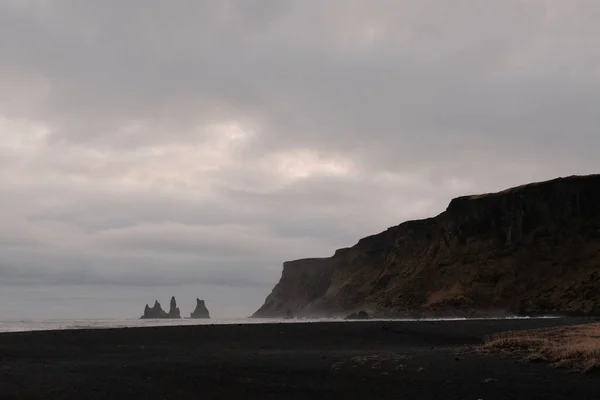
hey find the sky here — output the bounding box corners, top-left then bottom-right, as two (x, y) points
(1, 0), (599, 319)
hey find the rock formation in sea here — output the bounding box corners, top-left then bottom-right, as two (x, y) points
(140, 297), (181, 319)
(190, 298), (210, 319)
(167, 296), (181, 318)
(141, 300), (168, 319)
(253, 174), (600, 318)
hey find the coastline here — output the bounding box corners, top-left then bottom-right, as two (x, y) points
(0, 318), (598, 399)
(0, 314), (576, 334)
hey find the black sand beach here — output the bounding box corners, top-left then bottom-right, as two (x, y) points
(0, 318), (598, 399)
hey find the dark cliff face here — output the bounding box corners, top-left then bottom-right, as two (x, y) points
(254, 258), (334, 318)
(253, 174), (600, 318)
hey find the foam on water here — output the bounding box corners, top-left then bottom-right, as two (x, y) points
(0, 315), (561, 333)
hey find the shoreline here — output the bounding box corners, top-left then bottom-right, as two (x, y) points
(0, 314), (582, 335)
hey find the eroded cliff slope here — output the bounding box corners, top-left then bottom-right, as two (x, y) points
(253, 175), (600, 318)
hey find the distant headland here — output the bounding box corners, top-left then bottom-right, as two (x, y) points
(254, 174), (600, 319)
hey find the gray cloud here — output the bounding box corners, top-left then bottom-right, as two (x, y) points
(1, 1), (599, 318)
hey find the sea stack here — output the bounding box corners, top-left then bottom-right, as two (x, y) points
(140, 297), (181, 319)
(140, 300), (168, 319)
(190, 298), (210, 319)
(167, 296), (181, 318)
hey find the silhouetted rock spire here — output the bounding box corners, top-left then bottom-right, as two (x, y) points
(167, 296), (181, 318)
(190, 298), (210, 319)
(140, 297), (181, 319)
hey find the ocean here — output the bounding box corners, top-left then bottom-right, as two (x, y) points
(0, 318), (301, 333)
(0, 315), (560, 333)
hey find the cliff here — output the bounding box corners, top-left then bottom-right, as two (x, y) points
(253, 174), (600, 318)
(190, 298), (210, 319)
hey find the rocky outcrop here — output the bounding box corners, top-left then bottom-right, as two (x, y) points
(140, 297), (181, 319)
(168, 296), (181, 318)
(253, 174), (600, 318)
(344, 311), (371, 320)
(253, 258), (335, 318)
(141, 300), (168, 319)
(190, 298), (210, 319)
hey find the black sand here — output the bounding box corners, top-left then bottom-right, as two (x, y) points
(0, 318), (598, 399)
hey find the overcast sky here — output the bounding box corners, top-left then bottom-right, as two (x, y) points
(1, 0), (599, 319)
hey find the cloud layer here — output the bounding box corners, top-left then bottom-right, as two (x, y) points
(1, 1), (599, 318)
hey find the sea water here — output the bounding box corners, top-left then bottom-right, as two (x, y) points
(0, 315), (560, 333)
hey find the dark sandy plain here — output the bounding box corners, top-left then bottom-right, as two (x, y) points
(0, 318), (598, 400)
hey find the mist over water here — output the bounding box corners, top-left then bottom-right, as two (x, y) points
(0, 284), (270, 321)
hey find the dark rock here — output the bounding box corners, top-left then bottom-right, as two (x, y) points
(253, 174), (600, 318)
(251, 258), (333, 318)
(190, 298), (210, 319)
(344, 311), (371, 320)
(167, 296), (181, 319)
(140, 297), (181, 319)
(284, 310), (294, 319)
(140, 300), (168, 319)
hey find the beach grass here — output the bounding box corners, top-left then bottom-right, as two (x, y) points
(482, 323), (600, 372)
